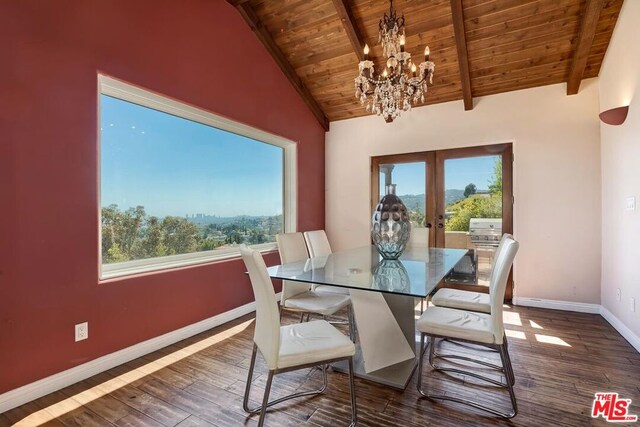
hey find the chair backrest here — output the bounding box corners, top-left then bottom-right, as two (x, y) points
(276, 233), (311, 303)
(406, 227), (429, 249)
(240, 244), (280, 369)
(304, 230), (332, 257)
(489, 237), (519, 344)
(490, 233), (514, 276)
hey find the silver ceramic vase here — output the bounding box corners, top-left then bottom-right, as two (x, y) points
(371, 184), (411, 259)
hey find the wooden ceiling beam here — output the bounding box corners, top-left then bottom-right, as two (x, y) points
(227, 0), (250, 7)
(567, 0), (605, 95)
(450, 0), (473, 111)
(331, 0), (366, 61)
(227, 1), (330, 131)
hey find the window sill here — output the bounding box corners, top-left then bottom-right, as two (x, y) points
(100, 243), (277, 281)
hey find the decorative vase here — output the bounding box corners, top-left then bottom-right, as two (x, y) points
(373, 259), (410, 292)
(371, 184), (411, 260)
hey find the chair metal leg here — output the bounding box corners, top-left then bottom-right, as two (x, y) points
(503, 333), (515, 386)
(348, 304), (356, 343)
(499, 344), (518, 417)
(417, 336), (518, 419)
(243, 344), (260, 414)
(347, 357), (358, 427)
(429, 337), (511, 387)
(258, 371), (273, 427)
(243, 344), (332, 421)
(417, 333), (427, 395)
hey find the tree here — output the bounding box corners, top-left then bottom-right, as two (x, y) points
(446, 158), (503, 232)
(135, 216), (167, 259)
(248, 229), (266, 244)
(446, 194), (502, 231)
(106, 243), (129, 263)
(161, 216), (199, 255)
(101, 204), (145, 262)
(226, 230), (244, 244)
(408, 209), (425, 228)
(489, 157), (502, 195)
(464, 183), (477, 198)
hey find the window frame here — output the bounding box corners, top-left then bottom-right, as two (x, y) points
(98, 74), (297, 280)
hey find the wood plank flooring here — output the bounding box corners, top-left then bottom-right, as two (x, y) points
(2, 305), (640, 426)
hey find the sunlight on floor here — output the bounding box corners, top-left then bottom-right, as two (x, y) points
(535, 334), (571, 347)
(529, 320), (544, 329)
(12, 319), (254, 427)
(505, 329), (527, 340)
(503, 311), (522, 326)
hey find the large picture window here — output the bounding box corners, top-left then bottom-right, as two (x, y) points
(99, 76), (296, 279)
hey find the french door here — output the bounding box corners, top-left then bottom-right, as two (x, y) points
(371, 143), (514, 299)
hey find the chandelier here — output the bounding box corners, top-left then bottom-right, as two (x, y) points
(354, 0), (435, 123)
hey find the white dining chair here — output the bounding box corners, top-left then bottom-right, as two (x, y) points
(405, 227), (430, 313)
(430, 233), (515, 384)
(303, 229), (333, 257)
(416, 238), (519, 418)
(431, 233), (514, 313)
(276, 233), (355, 341)
(240, 245), (358, 427)
(303, 230), (350, 295)
(406, 227), (429, 249)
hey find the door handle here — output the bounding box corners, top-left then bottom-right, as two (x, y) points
(437, 223), (444, 229)
(438, 214), (444, 220)
(425, 223), (432, 228)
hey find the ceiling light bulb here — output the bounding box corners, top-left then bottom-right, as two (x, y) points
(364, 44), (370, 55)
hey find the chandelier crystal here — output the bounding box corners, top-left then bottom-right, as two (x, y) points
(355, 0), (435, 123)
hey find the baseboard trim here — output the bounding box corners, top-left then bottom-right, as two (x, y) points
(0, 293), (280, 414)
(599, 306), (640, 353)
(512, 297), (601, 314)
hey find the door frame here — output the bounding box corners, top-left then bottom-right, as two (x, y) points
(370, 143), (514, 300)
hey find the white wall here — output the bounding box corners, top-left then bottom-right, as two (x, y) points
(599, 0), (640, 337)
(326, 80), (602, 304)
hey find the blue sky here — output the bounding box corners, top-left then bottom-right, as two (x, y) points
(100, 95), (283, 218)
(380, 156), (499, 196)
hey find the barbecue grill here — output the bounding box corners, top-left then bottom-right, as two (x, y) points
(444, 218), (503, 285)
(469, 218), (502, 247)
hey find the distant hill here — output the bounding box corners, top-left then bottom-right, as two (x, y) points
(398, 190), (466, 210)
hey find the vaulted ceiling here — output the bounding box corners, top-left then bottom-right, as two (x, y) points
(229, 0), (623, 130)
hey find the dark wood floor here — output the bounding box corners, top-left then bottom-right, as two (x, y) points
(2, 305), (640, 427)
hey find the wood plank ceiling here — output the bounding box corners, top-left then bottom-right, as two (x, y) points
(229, 0), (623, 128)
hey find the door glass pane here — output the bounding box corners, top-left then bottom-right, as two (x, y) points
(443, 155), (502, 287)
(378, 162), (428, 246)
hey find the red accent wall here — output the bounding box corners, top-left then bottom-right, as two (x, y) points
(0, 1), (325, 394)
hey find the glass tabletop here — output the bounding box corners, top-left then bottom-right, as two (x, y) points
(267, 245), (469, 298)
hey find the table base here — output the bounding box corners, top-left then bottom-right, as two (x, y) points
(332, 337), (423, 390)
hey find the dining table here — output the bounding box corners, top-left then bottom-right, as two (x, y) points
(267, 245), (468, 390)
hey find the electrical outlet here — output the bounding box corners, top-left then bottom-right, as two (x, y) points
(616, 288), (621, 301)
(626, 197), (636, 211)
(632, 298), (636, 313)
(75, 322), (88, 342)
